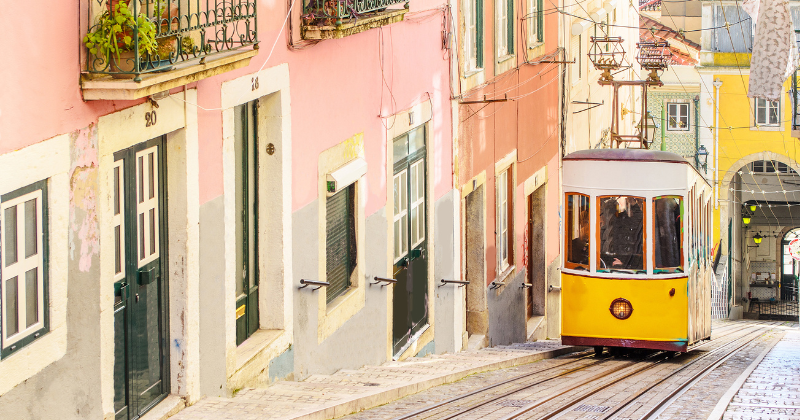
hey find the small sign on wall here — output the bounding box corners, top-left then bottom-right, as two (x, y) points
(789, 238), (800, 261)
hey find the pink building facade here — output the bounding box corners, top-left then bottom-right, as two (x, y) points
(0, 0), (456, 418)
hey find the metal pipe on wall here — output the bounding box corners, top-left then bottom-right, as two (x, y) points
(713, 78), (723, 209)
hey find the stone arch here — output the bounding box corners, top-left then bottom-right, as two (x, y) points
(720, 152), (800, 199)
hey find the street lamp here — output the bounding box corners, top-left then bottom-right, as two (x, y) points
(749, 204), (757, 212)
(636, 112), (659, 148)
(753, 233), (763, 245)
(696, 145), (709, 173)
(743, 215), (751, 225)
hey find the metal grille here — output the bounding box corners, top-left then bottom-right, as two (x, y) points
(574, 404), (610, 413)
(326, 185), (356, 303)
(498, 400), (532, 407)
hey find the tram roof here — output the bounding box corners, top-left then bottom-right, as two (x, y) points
(563, 148), (688, 164)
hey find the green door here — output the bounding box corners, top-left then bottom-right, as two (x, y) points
(392, 126), (428, 356)
(235, 101), (259, 345)
(113, 137), (169, 420)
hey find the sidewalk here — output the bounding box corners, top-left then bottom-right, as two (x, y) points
(709, 326), (800, 420)
(167, 341), (582, 420)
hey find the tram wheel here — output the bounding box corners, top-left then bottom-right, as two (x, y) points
(609, 347), (625, 357)
(593, 346), (604, 357)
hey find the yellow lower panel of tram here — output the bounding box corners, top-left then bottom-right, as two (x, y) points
(562, 272), (688, 343)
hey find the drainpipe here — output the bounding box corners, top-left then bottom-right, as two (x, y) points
(694, 95), (700, 172)
(713, 78), (723, 209)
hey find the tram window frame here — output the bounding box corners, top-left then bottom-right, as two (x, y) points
(564, 193), (590, 271)
(653, 196), (684, 274)
(596, 195), (647, 274)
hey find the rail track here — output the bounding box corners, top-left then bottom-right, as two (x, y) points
(384, 321), (784, 420)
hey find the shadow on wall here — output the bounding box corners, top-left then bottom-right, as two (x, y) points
(487, 269), (527, 346)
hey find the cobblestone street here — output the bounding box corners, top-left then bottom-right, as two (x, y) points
(161, 320), (800, 420)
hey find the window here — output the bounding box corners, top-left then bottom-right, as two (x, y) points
(755, 98), (780, 126)
(326, 184), (356, 303)
(526, 0), (543, 46)
(597, 196), (645, 273)
(667, 103), (690, 131)
(497, 168), (513, 272)
(654, 196), (683, 273)
(571, 35), (582, 84)
(565, 193), (590, 270)
(497, 0), (513, 57)
(465, 0), (484, 70)
(1, 180), (48, 356)
(751, 160), (796, 174)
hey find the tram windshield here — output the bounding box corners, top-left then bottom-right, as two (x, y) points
(653, 196), (683, 273)
(597, 196), (645, 273)
(565, 194), (590, 270)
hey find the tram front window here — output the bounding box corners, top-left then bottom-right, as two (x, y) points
(654, 196), (683, 273)
(565, 193), (590, 270)
(597, 196), (645, 273)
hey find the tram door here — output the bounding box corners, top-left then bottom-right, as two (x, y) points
(527, 187), (546, 319)
(392, 126), (428, 356)
(113, 137), (168, 420)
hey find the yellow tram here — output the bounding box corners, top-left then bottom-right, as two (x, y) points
(561, 149), (713, 353)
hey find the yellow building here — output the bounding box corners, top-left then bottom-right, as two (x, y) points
(697, 2), (800, 321)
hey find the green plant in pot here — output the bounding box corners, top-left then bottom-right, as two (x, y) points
(84, 1), (158, 76)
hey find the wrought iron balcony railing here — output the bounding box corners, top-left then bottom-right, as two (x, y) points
(84, 0), (257, 80)
(639, 0), (661, 11)
(302, 0), (408, 27)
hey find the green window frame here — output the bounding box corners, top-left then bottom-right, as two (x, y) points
(0, 179), (49, 359)
(465, 0), (484, 70)
(527, 0), (543, 46)
(497, 0), (514, 56)
(326, 184), (357, 303)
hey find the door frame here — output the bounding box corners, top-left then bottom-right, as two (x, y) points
(384, 102), (436, 361)
(98, 93), (201, 417)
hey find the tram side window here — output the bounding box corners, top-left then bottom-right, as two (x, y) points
(654, 196), (683, 273)
(565, 194), (590, 270)
(597, 196), (645, 273)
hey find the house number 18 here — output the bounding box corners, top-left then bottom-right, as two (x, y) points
(145, 110), (157, 127)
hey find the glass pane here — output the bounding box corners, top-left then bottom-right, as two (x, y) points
(654, 197), (683, 272)
(4, 206), (18, 267)
(408, 126), (425, 155)
(25, 269), (38, 328)
(115, 225), (122, 274)
(149, 152), (155, 199)
(394, 221), (401, 260)
(502, 231), (508, 261)
(139, 213), (145, 260)
(400, 214), (408, 254)
(393, 135), (409, 163)
(24, 199), (37, 258)
(401, 173), (408, 212)
(114, 166), (120, 215)
(565, 194), (590, 268)
(769, 104), (779, 124)
(149, 208), (156, 256)
(5, 276), (18, 336)
(411, 207), (418, 245)
(598, 196), (645, 273)
(138, 156), (144, 203)
(418, 202), (425, 240)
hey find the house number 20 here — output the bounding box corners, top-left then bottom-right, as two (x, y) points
(145, 110), (157, 127)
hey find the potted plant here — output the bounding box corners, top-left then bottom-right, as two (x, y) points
(84, 1), (158, 76)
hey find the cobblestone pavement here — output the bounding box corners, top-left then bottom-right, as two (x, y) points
(168, 340), (578, 420)
(720, 327), (800, 420)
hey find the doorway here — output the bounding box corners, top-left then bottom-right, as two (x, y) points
(527, 186), (546, 319)
(113, 137), (169, 420)
(464, 184), (487, 338)
(392, 125), (428, 356)
(235, 100), (259, 345)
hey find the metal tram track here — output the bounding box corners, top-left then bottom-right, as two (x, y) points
(386, 322), (757, 420)
(512, 322), (784, 420)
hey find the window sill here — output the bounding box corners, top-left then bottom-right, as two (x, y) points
(497, 54), (515, 64)
(495, 264), (516, 286)
(80, 49), (257, 101)
(235, 329), (289, 372)
(750, 125), (782, 132)
(302, 9), (408, 40)
(526, 43), (546, 59)
(666, 128), (691, 132)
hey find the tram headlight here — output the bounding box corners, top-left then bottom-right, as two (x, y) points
(609, 298), (633, 320)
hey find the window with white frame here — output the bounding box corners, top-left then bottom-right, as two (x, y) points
(526, 0), (542, 46)
(464, 0), (484, 70)
(755, 98), (780, 126)
(667, 103), (690, 131)
(497, 0), (513, 57)
(1, 180), (48, 357)
(570, 35), (581, 84)
(497, 168), (513, 272)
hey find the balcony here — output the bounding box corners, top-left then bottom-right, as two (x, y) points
(81, 0), (258, 100)
(301, 0), (409, 40)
